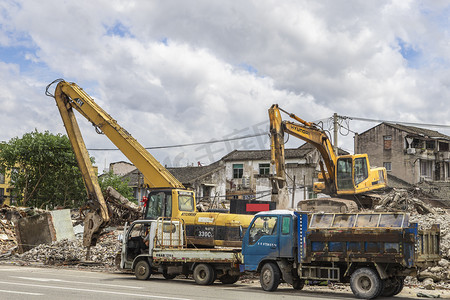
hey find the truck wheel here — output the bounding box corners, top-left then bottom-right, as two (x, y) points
(114, 252), (122, 269)
(260, 262), (281, 292)
(381, 276), (404, 297)
(393, 277), (405, 296)
(292, 279), (305, 290)
(163, 271), (176, 280)
(193, 264), (215, 285)
(220, 274), (240, 284)
(134, 260), (151, 280)
(380, 278), (397, 297)
(350, 268), (383, 299)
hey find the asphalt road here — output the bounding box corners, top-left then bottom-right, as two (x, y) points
(0, 265), (436, 300)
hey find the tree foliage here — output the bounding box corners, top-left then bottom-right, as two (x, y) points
(0, 130), (86, 208)
(99, 171), (133, 201)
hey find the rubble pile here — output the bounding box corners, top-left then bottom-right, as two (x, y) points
(0, 219), (17, 255)
(411, 209), (450, 259)
(18, 230), (119, 267)
(374, 188), (435, 214)
(410, 209), (450, 287)
(105, 187), (142, 225)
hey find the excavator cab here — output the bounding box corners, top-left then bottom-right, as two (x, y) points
(144, 189), (196, 220)
(335, 154), (386, 195)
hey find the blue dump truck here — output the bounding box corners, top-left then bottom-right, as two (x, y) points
(241, 210), (440, 299)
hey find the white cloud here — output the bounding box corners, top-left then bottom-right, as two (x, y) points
(1, 0), (450, 169)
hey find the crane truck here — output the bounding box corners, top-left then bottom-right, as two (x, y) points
(46, 79), (253, 250)
(268, 104), (387, 209)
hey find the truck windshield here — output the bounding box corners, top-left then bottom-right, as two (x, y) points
(249, 216), (277, 245)
(146, 192), (172, 219)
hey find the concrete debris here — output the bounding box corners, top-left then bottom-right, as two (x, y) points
(15, 209), (75, 253)
(17, 230), (119, 268)
(409, 206), (450, 287)
(374, 188), (435, 214)
(411, 211), (450, 260)
(417, 292), (441, 298)
(105, 186), (142, 226)
(0, 219), (18, 256)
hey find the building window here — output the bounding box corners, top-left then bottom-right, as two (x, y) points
(426, 140), (435, 150)
(233, 164), (243, 179)
(411, 138), (422, 148)
(420, 160), (433, 178)
(259, 163), (270, 175)
(383, 135), (392, 150)
(383, 162), (392, 172)
(439, 142), (449, 152)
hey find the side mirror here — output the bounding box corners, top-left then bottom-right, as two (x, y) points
(239, 225), (243, 239)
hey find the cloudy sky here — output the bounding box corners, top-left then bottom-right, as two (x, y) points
(1, 0), (450, 171)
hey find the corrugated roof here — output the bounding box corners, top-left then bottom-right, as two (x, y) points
(167, 162), (222, 184)
(385, 123), (450, 140)
(122, 162), (223, 186)
(222, 143), (315, 162)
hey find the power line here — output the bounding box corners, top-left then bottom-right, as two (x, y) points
(87, 132), (267, 151)
(342, 115), (450, 129)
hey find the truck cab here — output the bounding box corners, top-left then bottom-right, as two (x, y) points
(242, 210), (297, 271)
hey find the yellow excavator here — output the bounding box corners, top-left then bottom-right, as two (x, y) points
(46, 79), (253, 250)
(269, 104), (387, 209)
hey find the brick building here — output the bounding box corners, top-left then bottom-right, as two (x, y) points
(355, 123), (450, 184)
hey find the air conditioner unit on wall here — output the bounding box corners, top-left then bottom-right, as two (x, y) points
(242, 176), (250, 188)
(407, 148), (416, 155)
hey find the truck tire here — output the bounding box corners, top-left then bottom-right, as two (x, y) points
(134, 260), (151, 280)
(381, 276), (404, 297)
(292, 279), (305, 290)
(350, 268), (383, 299)
(260, 262), (281, 292)
(220, 274), (240, 284)
(193, 263), (215, 285)
(393, 277), (404, 296)
(163, 271), (177, 280)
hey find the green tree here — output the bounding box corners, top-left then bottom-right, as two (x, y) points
(0, 130), (86, 208)
(99, 171), (133, 201)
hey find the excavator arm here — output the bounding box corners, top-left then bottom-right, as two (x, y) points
(46, 79), (184, 249)
(269, 104), (337, 207)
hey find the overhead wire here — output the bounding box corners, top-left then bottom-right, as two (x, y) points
(87, 132), (267, 151)
(341, 115), (450, 129)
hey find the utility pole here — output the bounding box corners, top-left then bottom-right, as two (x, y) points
(333, 113), (338, 156)
(291, 175), (296, 208)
